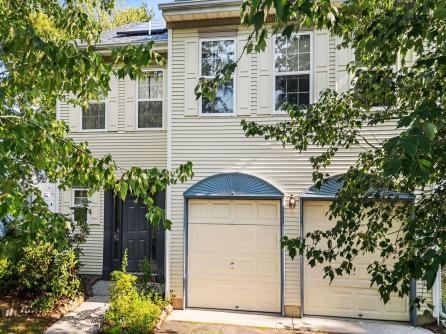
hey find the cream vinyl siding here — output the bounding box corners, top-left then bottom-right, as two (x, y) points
(169, 25), (433, 314)
(58, 72), (167, 275)
(168, 26), (402, 310)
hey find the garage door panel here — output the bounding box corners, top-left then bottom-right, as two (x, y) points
(257, 230), (280, 251)
(188, 199), (281, 313)
(303, 201), (409, 322)
(233, 202), (255, 223)
(210, 202), (232, 221)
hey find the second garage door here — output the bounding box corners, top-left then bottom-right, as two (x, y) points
(187, 199), (281, 313)
(303, 201), (409, 321)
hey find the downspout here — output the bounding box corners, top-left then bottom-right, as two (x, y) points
(409, 198), (417, 325)
(165, 28), (173, 300)
(55, 100), (60, 214)
(300, 198), (304, 318)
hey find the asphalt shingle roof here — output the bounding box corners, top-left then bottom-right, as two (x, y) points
(96, 20), (167, 47)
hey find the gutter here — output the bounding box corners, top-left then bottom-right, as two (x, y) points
(93, 40), (168, 51)
(159, 0), (241, 12)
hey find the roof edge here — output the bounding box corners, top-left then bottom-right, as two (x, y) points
(159, 0), (241, 12)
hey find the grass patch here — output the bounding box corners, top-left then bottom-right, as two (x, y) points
(0, 316), (56, 334)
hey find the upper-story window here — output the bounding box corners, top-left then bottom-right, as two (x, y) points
(73, 189), (89, 224)
(200, 39), (235, 114)
(82, 96), (106, 130)
(138, 70), (163, 129)
(274, 33), (311, 112)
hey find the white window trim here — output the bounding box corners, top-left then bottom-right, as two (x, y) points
(81, 96), (107, 132)
(136, 69), (165, 130)
(198, 37), (237, 116)
(71, 188), (90, 225)
(273, 31), (313, 114)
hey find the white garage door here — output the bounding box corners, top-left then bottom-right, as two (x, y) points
(303, 201), (409, 321)
(187, 199), (281, 313)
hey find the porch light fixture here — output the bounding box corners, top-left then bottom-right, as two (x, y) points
(289, 194), (296, 211)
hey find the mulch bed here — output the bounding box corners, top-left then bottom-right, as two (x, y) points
(0, 295), (85, 319)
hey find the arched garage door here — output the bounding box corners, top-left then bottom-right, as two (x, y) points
(303, 200), (409, 321)
(187, 199), (281, 313)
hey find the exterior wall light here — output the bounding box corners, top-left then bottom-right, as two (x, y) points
(289, 194), (296, 211)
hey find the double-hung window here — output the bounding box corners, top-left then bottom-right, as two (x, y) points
(200, 39), (236, 114)
(73, 189), (89, 224)
(138, 70), (163, 129)
(82, 96), (106, 130)
(274, 33), (311, 112)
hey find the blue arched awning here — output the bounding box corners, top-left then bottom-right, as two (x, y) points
(184, 172), (283, 199)
(301, 174), (413, 201)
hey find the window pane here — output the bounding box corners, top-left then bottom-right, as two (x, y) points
(82, 103), (105, 130)
(74, 190), (88, 206)
(138, 71), (163, 100)
(73, 189), (88, 224)
(202, 81), (234, 114)
(274, 36), (288, 72)
(299, 34), (310, 53)
(275, 74), (310, 110)
(275, 34), (311, 73)
(299, 52), (311, 71)
(287, 53), (300, 72)
(138, 101), (163, 128)
(201, 40), (235, 77)
(74, 207), (88, 224)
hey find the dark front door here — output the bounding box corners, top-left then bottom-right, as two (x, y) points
(103, 191), (165, 279)
(122, 197), (151, 272)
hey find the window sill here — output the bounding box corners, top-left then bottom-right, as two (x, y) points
(198, 113), (237, 118)
(135, 127), (166, 131)
(80, 129), (107, 133)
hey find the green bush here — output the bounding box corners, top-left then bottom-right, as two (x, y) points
(1, 242), (81, 311)
(138, 257), (169, 310)
(103, 270), (161, 334)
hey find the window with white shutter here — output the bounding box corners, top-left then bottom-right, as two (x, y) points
(137, 70), (163, 129)
(274, 33), (311, 112)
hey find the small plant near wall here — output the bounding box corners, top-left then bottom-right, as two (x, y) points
(102, 251), (171, 334)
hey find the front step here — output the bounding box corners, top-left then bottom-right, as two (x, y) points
(91, 280), (111, 297)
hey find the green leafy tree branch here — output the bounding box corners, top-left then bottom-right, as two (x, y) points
(0, 0), (193, 252)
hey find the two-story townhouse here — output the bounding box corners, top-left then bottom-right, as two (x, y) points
(58, 21), (169, 277)
(57, 0), (439, 325)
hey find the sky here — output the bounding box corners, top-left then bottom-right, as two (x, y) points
(119, 0), (171, 20)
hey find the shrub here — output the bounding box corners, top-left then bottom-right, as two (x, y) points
(0, 257), (10, 282)
(103, 270), (161, 334)
(138, 257), (169, 310)
(11, 242), (80, 311)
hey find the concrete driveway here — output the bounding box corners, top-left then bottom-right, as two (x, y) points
(159, 321), (322, 334)
(162, 309), (434, 334)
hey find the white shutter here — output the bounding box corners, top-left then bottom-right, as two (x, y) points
(61, 189), (72, 216)
(404, 49), (416, 67)
(258, 34), (273, 114)
(107, 74), (119, 131)
(125, 75), (136, 131)
(335, 36), (353, 94)
(237, 34), (251, 116)
(314, 29), (330, 101)
(89, 191), (101, 225)
(185, 37), (199, 116)
(69, 103), (81, 132)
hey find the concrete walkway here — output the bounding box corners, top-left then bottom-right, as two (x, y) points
(44, 281), (111, 334)
(167, 309), (433, 334)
